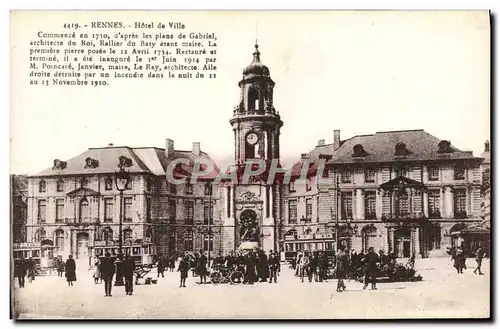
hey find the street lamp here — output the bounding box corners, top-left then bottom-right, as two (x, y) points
(114, 168), (130, 286)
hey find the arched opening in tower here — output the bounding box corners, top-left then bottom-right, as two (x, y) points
(248, 87), (259, 111)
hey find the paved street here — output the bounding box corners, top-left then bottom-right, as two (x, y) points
(12, 258), (490, 319)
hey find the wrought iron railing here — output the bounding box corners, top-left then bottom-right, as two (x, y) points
(381, 212), (426, 222)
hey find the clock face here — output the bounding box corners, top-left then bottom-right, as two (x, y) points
(246, 132), (259, 145)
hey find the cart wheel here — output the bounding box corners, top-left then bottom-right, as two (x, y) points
(210, 271), (222, 284)
(230, 271), (244, 285)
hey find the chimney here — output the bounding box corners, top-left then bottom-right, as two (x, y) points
(166, 138), (174, 158)
(317, 139), (325, 146)
(333, 130), (341, 150)
(485, 140), (490, 152)
(107, 143), (113, 147)
(192, 142), (201, 156)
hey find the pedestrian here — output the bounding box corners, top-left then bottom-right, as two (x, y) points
(26, 258), (35, 283)
(100, 252), (116, 297)
(196, 250), (208, 284)
(65, 255), (76, 287)
(259, 250), (269, 282)
(336, 245), (348, 292)
(362, 247), (379, 290)
(268, 250), (279, 283)
(57, 258), (65, 277)
(157, 256), (165, 278)
(93, 258), (101, 284)
(453, 247), (466, 274)
(15, 258), (27, 288)
(474, 245), (485, 275)
(122, 254), (135, 295)
(169, 255), (175, 272)
(299, 252), (310, 283)
(178, 255), (190, 288)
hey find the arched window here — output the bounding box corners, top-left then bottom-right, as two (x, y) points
(362, 226), (377, 253)
(79, 198), (90, 222)
(55, 229), (65, 252)
(103, 227), (113, 242)
(123, 228), (133, 241)
(248, 87), (259, 111)
(35, 228), (47, 242)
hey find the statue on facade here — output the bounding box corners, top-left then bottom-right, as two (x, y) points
(239, 210), (260, 242)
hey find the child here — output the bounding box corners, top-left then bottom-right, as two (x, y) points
(178, 256), (190, 288)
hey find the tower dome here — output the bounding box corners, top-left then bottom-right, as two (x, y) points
(243, 44), (270, 76)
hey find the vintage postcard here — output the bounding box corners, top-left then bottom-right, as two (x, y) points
(10, 10), (491, 319)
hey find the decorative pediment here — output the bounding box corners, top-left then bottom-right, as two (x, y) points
(52, 159), (67, 170)
(118, 156), (133, 169)
(84, 157), (99, 169)
(380, 176), (424, 191)
(236, 191), (262, 203)
(66, 186), (101, 197)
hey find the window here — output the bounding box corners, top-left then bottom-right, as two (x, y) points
(123, 229), (132, 241)
(396, 191), (409, 215)
(428, 190), (440, 218)
(103, 228), (113, 241)
(364, 169), (376, 183)
(80, 178), (88, 188)
(37, 200), (47, 223)
(104, 198), (113, 222)
(204, 201), (213, 225)
(454, 190), (467, 218)
(306, 178), (311, 191)
(184, 231), (194, 251)
(123, 197), (133, 222)
(454, 167), (465, 180)
(169, 199), (177, 222)
(364, 192), (376, 219)
(55, 230), (64, 251)
(55, 199), (64, 222)
(105, 177), (113, 190)
(146, 198), (151, 222)
(56, 180), (64, 192)
(341, 170), (352, 183)
(184, 200), (194, 224)
(146, 177), (152, 192)
(341, 192), (353, 219)
(185, 183), (193, 195)
(203, 233), (214, 251)
(35, 228), (47, 242)
(396, 167), (407, 178)
(39, 180), (46, 193)
(289, 181), (296, 192)
(204, 183), (212, 196)
(125, 178), (132, 190)
(427, 166), (439, 181)
(362, 226), (377, 253)
(288, 200), (297, 224)
(306, 199), (313, 220)
(79, 198), (89, 222)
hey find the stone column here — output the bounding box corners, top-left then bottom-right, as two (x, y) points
(423, 190), (429, 217)
(263, 186), (268, 219)
(446, 187), (454, 218)
(415, 227), (421, 257)
(376, 190), (382, 219)
(356, 189), (365, 220)
(269, 185), (274, 219)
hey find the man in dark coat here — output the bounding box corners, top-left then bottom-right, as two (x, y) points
(157, 256), (165, 278)
(15, 258), (27, 288)
(268, 250), (279, 283)
(178, 255), (190, 288)
(336, 246), (348, 292)
(65, 255), (76, 287)
(258, 250), (269, 282)
(122, 254), (136, 295)
(245, 252), (257, 284)
(362, 247), (379, 290)
(196, 250), (208, 284)
(100, 252), (116, 297)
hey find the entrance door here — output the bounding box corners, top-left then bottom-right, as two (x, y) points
(394, 228), (411, 258)
(76, 232), (89, 260)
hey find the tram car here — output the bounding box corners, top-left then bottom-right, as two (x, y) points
(93, 239), (157, 267)
(13, 241), (57, 275)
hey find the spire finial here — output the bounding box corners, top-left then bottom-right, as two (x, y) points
(253, 42), (260, 63)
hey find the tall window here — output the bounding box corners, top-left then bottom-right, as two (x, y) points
(454, 190), (467, 218)
(55, 229), (64, 251)
(204, 201), (213, 225)
(79, 198), (89, 222)
(185, 183), (193, 195)
(341, 170), (352, 183)
(306, 178), (311, 191)
(427, 166), (439, 181)
(306, 198), (313, 220)
(396, 191), (409, 215)
(396, 168), (407, 177)
(341, 192), (353, 219)
(104, 198), (113, 222)
(454, 167), (465, 180)
(56, 180), (64, 192)
(204, 183), (212, 196)
(55, 199), (64, 222)
(428, 190), (440, 218)
(105, 178), (113, 190)
(362, 226), (377, 253)
(37, 200), (47, 223)
(203, 233), (214, 251)
(35, 228), (47, 242)
(169, 199), (177, 222)
(123, 197), (133, 222)
(123, 228), (132, 241)
(146, 198), (151, 222)
(288, 200), (297, 224)
(184, 231), (194, 251)
(103, 228), (113, 241)
(184, 200), (194, 224)
(289, 181), (296, 192)
(39, 180), (46, 193)
(364, 192), (376, 219)
(364, 169), (376, 183)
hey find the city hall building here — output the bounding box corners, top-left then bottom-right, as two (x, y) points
(21, 45), (487, 261)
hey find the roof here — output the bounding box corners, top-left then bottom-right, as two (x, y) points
(327, 130), (483, 165)
(31, 146), (219, 179)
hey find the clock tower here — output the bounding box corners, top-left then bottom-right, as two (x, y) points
(227, 43), (283, 252)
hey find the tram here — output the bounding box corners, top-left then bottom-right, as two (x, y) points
(93, 238), (157, 267)
(13, 241), (57, 275)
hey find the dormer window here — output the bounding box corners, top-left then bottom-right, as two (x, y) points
(395, 142), (412, 156)
(352, 144), (369, 157)
(306, 178), (311, 191)
(84, 157), (99, 169)
(341, 170), (352, 183)
(39, 180), (47, 193)
(289, 181), (296, 192)
(438, 140), (454, 154)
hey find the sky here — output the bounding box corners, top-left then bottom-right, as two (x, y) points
(10, 11), (490, 175)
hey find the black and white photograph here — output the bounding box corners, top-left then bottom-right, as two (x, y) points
(9, 10), (491, 319)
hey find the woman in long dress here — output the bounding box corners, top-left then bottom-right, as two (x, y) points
(65, 255), (76, 286)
